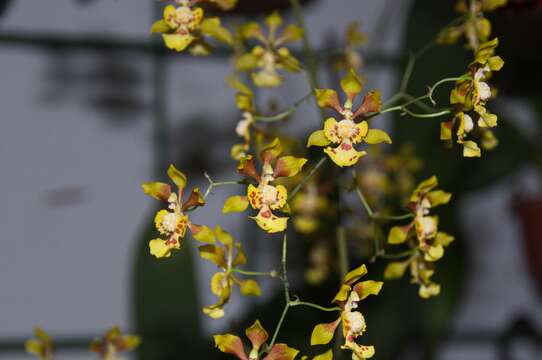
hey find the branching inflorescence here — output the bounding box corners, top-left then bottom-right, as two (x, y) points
(27, 0), (508, 359)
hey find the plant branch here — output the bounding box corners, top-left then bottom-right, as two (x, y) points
(289, 156), (328, 201)
(253, 93), (312, 123)
(203, 173), (243, 200)
(231, 268), (278, 277)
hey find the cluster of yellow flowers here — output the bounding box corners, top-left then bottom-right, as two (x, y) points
(26, 1), (509, 359)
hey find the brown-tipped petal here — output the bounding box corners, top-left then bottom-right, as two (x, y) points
(354, 90), (382, 118)
(142, 182), (172, 201)
(181, 187), (205, 211)
(237, 155), (261, 182)
(245, 320), (269, 351)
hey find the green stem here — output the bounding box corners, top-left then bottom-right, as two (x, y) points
(289, 300), (341, 312)
(336, 226), (349, 278)
(231, 269), (277, 277)
(253, 93), (312, 123)
(352, 171), (375, 218)
(203, 173), (243, 199)
(373, 213), (414, 222)
(269, 233), (291, 349)
(379, 249), (416, 260)
(289, 156), (327, 201)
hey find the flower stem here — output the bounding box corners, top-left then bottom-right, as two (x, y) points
(269, 233), (291, 349)
(289, 300), (341, 312)
(288, 156), (327, 201)
(231, 269), (278, 277)
(203, 173), (243, 200)
(253, 92), (312, 123)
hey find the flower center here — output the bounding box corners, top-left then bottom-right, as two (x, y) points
(161, 212), (181, 233)
(337, 119), (357, 140)
(345, 311), (366, 337)
(171, 6), (196, 34)
(261, 185), (279, 206)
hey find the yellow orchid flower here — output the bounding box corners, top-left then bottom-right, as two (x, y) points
(89, 326), (140, 360)
(26, 327), (53, 360)
(198, 225), (261, 319)
(443, 38), (504, 157)
(226, 75), (256, 160)
(307, 69), (391, 167)
(222, 138), (307, 233)
(151, 0), (232, 54)
(385, 176), (454, 298)
(142, 164), (213, 258)
(235, 11), (303, 87)
(214, 320), (299, 360)
(310, 264), (382, 360)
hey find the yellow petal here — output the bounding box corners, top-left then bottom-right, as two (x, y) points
(215, 225), (234, 247)
(332, 284), (352, 303)
(323, 117), (340, 143)
(352, 121), (369, 143)
(427, 190), (452, 207)
(340, 69), (363, 99)
(270, 185), (288, 210)
(265, 10), (283, 29)
(419, 283), (440, 299)
(149, 238), (177, 258)
(384, 262), (409, 279)
(353, 280), (383, 300)
(163, 5), (177, 27)
(167, 164), (188, 189)
(273, 156), (308, 178)
(388, 226), (410, 244)
(343, 264), (368, 284)
(214, 334), (247, 358)
(210, 272), (229, 296)
(435, 232), (455, 247)
(222, 195), (249, 213)
(463, 141), (481, 158)
(307, 130), (332, 148)
(310, 319), (340, 345)
(204, 305), (225, 319)
(260, 138), (283, 165)
(315, 89), (341, 110)
(251, 210), (288, 233)
(162, 33), (194, 52)
(424, 245), (444, 262)
(151, 19), (170, 34)
(247, 184), (262, 210)
(324, 145), (366, 167)
(141, 182), (172, 201)
(190, 224), (216, 243)
(239, 279), (261, 296)
(364, 128), (392, 145)
(200, 17), (233, 45)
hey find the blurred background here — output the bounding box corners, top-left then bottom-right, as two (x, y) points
(1, 0), (541, 359)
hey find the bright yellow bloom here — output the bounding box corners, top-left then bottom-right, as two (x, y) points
(142, 164), (212, 258)
(235, 11), (303, 87)
(307, 69), (391, 167)
(151, 1), (232, 54)
(89, 326), (140, 360)
(311, 264), (382, 360)
(222, 138), (307, 233)
(26, 327), (53, 360)
(214, 320), (298, 360)
(385, 176), (454, 298)
(198, 226), (261, 319)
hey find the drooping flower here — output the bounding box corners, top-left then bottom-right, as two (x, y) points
(26, 327), (53, 360)
(214, 320), (299, 360)
(437, 0), (507, 50)
(332, 21), (367, 73)
(442, 38), (504, 157)
(151, 0), (232, 54)
(310, 264), (383, 360)
(222, 138), (307, 233)
(89, 326), (140, 360)
(198, 225), (261, 319)
(235, 11), (303, 87)
(385, 176), (454, 298)
(142, 164), (213, 258)
(307, 69), (391, 167)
